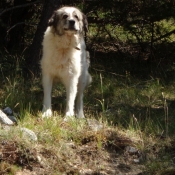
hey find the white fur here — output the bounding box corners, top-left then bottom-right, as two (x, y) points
(41, 7), (91, 119)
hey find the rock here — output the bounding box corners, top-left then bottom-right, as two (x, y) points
(7, 115), (17, 123)
(65, 142), (76, 149)
(3, 107), (13, 115)
(87, 119), (103, 131)
(79, 168), (93, 175)
(0, 110), (14, 125)
(133, 159), (140, 163)
(125, 146), (138, 154)
(21, 127), (38, 141)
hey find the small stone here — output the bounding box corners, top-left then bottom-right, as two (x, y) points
(0, 110), (14, 125)
(37, 155), (42, 162)
(65, 142), (76, 149)
(125, 146), (138, 154)
(21, 127), (38, 141)
(3, 107), (13, 115)
(133, 159), (140, 163)
(87, 119), (103, 131)
(8, 116), (17, 123)
(79, 168), (93, 175)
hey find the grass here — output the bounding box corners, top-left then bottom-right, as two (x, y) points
(0, 53), (175, 174)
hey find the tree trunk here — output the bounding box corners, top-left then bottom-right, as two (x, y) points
(25, 0), (60, 77)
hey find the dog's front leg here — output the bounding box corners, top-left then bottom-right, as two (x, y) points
(64, 76), (79, 119)
(42, 74), (53, 118)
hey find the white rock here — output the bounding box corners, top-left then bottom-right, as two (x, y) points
(79, 168), (93, 175)
(21, 127), (37, 141)
(65, 142), (76, 149)
(133, 159), (140, 163)
(0, 110), (14, 125)
(37, 155), (42, 162)
(125, 146), (138, 154)
(87, 119), (103, 131)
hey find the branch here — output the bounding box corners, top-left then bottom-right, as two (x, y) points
(153, 29), (175, 43)
(0, 0), (42, 16)
(7, 22), (25, 33)
(6, 22), (37, 33)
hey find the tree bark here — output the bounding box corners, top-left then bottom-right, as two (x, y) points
(25, 0), (60, 77)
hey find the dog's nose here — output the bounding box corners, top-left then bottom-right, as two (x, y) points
(69, 20), (75, 26)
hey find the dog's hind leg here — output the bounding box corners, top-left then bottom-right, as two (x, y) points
(76, 73), (92, 118)
(76, 84), (84, 118)
(42, 74), (53, 118)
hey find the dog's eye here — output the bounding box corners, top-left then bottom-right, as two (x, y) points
(74, 15), (79, 20)
(63, 14), (68, 19)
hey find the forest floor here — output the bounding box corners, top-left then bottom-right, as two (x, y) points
(1, 115), (175, 175)
(0, 120), (146, 175)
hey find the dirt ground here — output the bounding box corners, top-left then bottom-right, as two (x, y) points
(0, 129), (146, 175)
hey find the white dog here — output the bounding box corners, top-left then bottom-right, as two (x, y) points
(40, 7), (92, 119)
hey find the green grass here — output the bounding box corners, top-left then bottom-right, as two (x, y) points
(0, 53), (175, 174)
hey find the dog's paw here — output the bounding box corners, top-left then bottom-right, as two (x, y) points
(42, 109), (52, 118)
(63, 111), (75, 121)
(76, 111), (85, 119)
(63, 115), (75, 122)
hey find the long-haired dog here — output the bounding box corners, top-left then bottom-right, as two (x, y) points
(41, 7), (92, 119)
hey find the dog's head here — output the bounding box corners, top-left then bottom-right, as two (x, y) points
(48, 7), (88, 35)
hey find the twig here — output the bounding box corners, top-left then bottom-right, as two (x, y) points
(92, 68), (125, 77)
(153, 29), (175, 43)
(0, 0), (42, 16)
(6, 22), (37, 33)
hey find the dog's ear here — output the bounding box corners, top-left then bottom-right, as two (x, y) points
(83, 14), (88, 32)
(48, 11), (58, 26)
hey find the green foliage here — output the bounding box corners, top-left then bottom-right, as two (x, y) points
(85, 0), (175, 66)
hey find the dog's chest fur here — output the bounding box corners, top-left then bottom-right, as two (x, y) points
(41, 27), (82, 77)
(54, 35), (81, 69)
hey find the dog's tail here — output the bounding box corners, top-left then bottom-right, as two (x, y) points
(86, 51), (92, 85)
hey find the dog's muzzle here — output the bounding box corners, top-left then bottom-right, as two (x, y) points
(69, 19), (75, 26)
(64, 19), (78, 32)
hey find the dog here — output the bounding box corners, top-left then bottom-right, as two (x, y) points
(40, 6), (92, 119)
